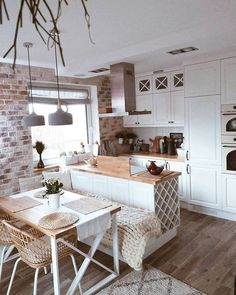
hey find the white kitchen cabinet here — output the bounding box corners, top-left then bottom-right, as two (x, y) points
(129, 181), (154, 210)
(185, 61), (220, 97)
(222, 174), (236, 213)
(153, 92), (171, 125)
(153, 91), (184, 126)
(108, 177), (130, 205)
(167, 161), (187, 202)
(186, 164), (221, 208)
(70, 170), (92, 192)
(221, 57), (236, 104)
(123, 94), (153, 127)
(135, 75), (152, 95)
(171, 91), (184, 125)
(185, 95), (221, 165)
(91, 174), (109, 198)
(153, 72), (170, 93)
(171, 70), (184, 91)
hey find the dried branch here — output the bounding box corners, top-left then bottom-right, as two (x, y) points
(1, 0), (94, 68)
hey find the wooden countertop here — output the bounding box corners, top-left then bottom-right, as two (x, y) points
(68, 163), (181, 185)
(120, 152), (185, 163)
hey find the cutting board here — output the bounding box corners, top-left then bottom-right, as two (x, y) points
(97, 156), (130, 176)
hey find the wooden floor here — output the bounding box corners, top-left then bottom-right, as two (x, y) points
(1, 209), (236, 295)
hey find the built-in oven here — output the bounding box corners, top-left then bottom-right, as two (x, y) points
(222, 104), (236, 135)
(222, 135), (236, 174)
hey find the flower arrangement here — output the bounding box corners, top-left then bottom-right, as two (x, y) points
(43, 178), (63, 195)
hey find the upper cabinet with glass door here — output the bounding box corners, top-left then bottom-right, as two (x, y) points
(171, 70), (184, 91)
(135, 75), (153, 95)
(153, 72), (170, 93)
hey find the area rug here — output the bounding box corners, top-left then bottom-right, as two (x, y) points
(97, 265), (206, 295)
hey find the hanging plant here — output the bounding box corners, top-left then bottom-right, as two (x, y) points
(0, 0), (94, 68)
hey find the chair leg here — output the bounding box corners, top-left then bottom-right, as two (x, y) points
(33, 268), (40, 295)
(69, 254), (77, 275)
(0, 245), (7, 281)
(6, 257), (21, 295)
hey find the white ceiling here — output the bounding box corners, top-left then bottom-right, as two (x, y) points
(1, 0), (236, 77)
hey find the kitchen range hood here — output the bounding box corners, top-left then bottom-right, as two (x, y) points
(99, 62), (151, 117)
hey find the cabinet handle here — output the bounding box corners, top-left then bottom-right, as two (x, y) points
(168, 121), (174, 124)
(186, 150), (189, 161)
(166, 162), (170, 170)
(234, 138), (236, 141)
(186, 164), (190, 174)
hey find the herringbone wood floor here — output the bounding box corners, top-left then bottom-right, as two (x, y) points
(0, 209), (236, 295)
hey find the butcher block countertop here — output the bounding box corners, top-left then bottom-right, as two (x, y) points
(121, 152), (185, 163)
(68, 156), (181, 185)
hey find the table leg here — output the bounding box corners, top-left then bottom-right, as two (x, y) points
(112, 215), (119, 275)
(51, 238), (60, 295)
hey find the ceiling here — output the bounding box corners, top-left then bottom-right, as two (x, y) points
(1, 0), (236, 77)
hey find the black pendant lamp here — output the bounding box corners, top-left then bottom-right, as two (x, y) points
(48, 42), (73, 125)
(23, 42), (45, 127)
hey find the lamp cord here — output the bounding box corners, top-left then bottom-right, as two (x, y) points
(26, 45), (34, 112)
(54, 44), (61, 109)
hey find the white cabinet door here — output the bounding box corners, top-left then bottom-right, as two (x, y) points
(91, 174), (109, 198)
(168, 161), (187, 202)
(108, 177), (130, 205)
(171, 70), (184, 91)
(136, 94), (154, 125)
(135, 75), (152, 95)
(221, 57), (236, 104)
(185, 61), (220, 97)
(153, 92), (171, 125)
(70, 170), (92, 193)
(171, 91), (184, 125)
(185, 95), (221, 165)
(129, 181), (154, 211)
(187, 164), (221, 208)
(153, 72), (170, 93)
(123, 114), (138, 127)
(222, 174), (236, 212)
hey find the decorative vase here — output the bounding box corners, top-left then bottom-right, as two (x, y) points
(128, 138), (134, 145)
(48, 193), (60, 209)
(118, 138), (124, 144)
(37, 153), (44, 168)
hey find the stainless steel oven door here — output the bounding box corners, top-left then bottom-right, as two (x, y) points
(222, 104), (236, 135)
(222, 113), (236, 135)
(222, 144), (236, 174)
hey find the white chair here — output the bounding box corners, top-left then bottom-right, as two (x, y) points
(3, 220), (79, 295)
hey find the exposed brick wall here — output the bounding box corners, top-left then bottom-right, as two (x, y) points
(0, 63), (126, 195)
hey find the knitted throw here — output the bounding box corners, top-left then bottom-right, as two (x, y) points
(76, 191), (162, 271)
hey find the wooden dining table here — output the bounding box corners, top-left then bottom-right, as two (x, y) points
(0, 189), (121, 295)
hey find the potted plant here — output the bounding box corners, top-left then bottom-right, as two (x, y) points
(43, 178), (63, 209)
(127, 132), (137, 145)
(34, 141), (45, 168)
(115, 131), (127, 144)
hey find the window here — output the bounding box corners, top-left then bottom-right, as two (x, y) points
(30, 82), (92, 164)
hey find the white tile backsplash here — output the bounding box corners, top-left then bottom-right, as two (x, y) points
(132, 127), (184, 144)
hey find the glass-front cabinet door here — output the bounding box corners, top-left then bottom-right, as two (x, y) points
(153, 72), (170, 93)
(135, 75), (152, 95)
(171, 70), (184, 91)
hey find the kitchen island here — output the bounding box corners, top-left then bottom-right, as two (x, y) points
(65, 156), (181, 258)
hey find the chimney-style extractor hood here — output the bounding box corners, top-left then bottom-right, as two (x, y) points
(99, 62), (151, 117)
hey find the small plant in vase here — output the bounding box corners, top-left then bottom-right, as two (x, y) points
(115, 131), (127, 145)
(43, 178), (63, 209)
(34, 141), (45, 168)
(127, 132), (137, 145)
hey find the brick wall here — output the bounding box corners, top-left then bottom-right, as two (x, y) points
(0, 63), (126, 195)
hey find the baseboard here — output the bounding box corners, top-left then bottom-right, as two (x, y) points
(180, 201), (236, 221)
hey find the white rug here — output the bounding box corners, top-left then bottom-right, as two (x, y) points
(97, 265), (206, 295)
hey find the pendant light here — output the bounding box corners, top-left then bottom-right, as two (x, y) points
(48, 41), (73, 125)
(23, 42), (45, 127)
